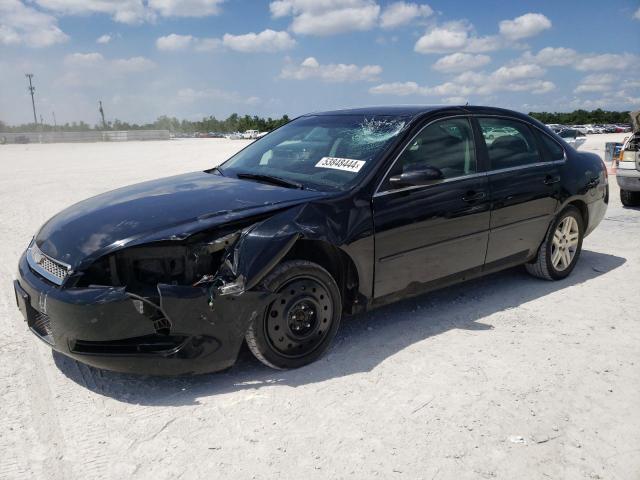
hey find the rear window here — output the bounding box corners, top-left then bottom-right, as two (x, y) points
(537, 131), (565, 161)
(478, 117), (541, 170)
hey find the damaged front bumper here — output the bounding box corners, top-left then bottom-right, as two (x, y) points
(15, 252), (271, 375)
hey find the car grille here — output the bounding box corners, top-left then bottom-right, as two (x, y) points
(31, 311), (54, 344)
(28, 244), (70, 285)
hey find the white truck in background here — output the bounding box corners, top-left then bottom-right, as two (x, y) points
(616, 110), (640, 206)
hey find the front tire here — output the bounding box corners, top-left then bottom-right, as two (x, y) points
(525, 206), (584, 281)
(620, 189), (640, 207)
(245, 260), (342, 370)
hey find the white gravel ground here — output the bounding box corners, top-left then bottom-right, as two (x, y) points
(0, 134), (638, 480)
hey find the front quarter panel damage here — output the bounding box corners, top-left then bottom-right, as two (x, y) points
(212, 201), (369, 298)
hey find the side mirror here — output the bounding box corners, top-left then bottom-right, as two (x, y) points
(389, 166), (444, 187)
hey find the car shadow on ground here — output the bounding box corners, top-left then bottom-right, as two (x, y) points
(53, 250), (625, 405)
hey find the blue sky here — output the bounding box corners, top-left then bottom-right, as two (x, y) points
(1, 0), (639, 125)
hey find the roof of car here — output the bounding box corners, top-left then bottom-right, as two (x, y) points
(307, 105), (535, 122)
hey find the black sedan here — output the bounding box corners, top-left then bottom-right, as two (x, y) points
(14, 106), (608, 375)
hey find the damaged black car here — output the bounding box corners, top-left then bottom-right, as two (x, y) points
(14, 106), (608, 375)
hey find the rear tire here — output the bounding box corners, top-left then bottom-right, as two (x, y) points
(245, 260), (342, 370)
(620, 189), (640, 207)
(525, 206), (584, 281)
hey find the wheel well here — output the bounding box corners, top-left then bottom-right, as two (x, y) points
(568, 200), (589, 230)
(283, 239), (360, 313)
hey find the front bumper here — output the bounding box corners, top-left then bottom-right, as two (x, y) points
(616, 169), (640, 192)
(15, 252), (267, 375)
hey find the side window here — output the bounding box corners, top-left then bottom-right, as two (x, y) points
(387, 117), (476, 188)
(537, 131), (565, 161)
(478, 118), (541, 170)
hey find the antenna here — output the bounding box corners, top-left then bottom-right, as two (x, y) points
(25, 74), (37, 125)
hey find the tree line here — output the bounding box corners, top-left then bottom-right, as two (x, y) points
(528, 109), (632, 125)
(0, 113), (291, 133)
(1, 109), (633, 133)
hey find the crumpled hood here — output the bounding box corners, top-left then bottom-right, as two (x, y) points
(35, 171), (327, 269)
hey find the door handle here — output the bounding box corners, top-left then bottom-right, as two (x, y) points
(462, 191), (486, 203)
(544, 175), (561, 185)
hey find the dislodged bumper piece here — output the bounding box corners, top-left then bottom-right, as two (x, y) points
(16, 252), (269, 375)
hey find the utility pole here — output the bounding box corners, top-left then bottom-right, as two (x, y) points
(98, 100), (106, 129)
(25, 74), (37, 125)
(52, 111), (57, 129)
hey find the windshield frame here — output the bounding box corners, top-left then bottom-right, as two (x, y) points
(216, 114), (411, 192)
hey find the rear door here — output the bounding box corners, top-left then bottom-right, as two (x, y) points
(476, 117), (562, 266)
(372, 116), (490, 298)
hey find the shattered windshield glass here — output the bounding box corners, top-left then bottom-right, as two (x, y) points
(218, 115), (408, 191)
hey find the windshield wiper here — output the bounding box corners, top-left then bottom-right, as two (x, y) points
(236, 172), (304, 190)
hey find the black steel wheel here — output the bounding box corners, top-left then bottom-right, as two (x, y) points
(245, 260), (342, 369)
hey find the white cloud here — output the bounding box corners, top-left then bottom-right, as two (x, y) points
(35, 0), (151, 24)
(58, 53), (155, 88)
(64, 52), (105, 66)
(414, 21), (501, 54)
(62, 52), (154, 75)
(147, 0), (224, 17)
(574, 73), (615, 93)
(111, 56), (156, 73)
(194, 37), (222, 52)
(96, 34), (112, 44)
(0, 0), (68, 47)
(34, 0), (223, 24)
(432, 53), (490, 73)
(415, 13), (550, 56)
(574, 53), (639, 71)
(520, 47), (578, 66)
(156, 33), (194, 51)
(369, 81), (424, 96)
(270, 0), (381, 36)
(634, 7), (640, 20)
(281, 57), (382, 82)
(370, 62), (554, 97)
(490, 63), (546, 82)
(380, 2), (432, 29)
(222, 29), (295, 53)
(156, 33), (222, 52)
(499, 13), (551, 40)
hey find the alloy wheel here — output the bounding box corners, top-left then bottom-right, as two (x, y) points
(551, 216), (580, 271)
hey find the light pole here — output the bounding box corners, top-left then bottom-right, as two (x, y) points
(25, 74), (37, 125)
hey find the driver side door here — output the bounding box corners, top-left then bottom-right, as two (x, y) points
(372, 116), (490, 299)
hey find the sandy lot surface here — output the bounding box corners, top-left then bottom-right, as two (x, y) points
(1, 135), (638, 480)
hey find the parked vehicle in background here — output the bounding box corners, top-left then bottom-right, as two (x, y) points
(615, 124), (632, 133)
(243, 130), (259, 139)
(13, 105), (608, 375)
(553, 128), (586, 149)
(226, 132), (244, 140)
(616, 110), (640, 207)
